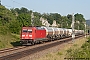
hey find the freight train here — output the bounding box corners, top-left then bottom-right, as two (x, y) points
(20, 26), (84, 45)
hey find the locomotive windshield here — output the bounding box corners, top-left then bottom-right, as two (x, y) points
(23, 29), (32, 33)
(28, 29), (32, 33)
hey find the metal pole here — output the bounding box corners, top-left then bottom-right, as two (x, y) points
(0, 0), (1, 5)
(85, 22), (86, 37)
(72, 13), (75, 42)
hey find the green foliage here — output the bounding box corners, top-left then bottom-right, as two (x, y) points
(42, 13), (53, 25)
(67, 37), (90, 58)
(8, 20), (20, 34)
(20, 7), (29, 13)
(42, 13), (85, 29)
(81, 37), (90, 49)
(66, 48), (73, 53)
(33, 12), (41, 19)
(42, 13), (62, 25)
(33, 16), (42, 26)
(0, 34), (20, 49)
(60, 16), (70, 28)
(75, 13), (85, 22)
(74, 13), (85, 30)
(0, 5), (86, 35)
(0, 5), (16, 26)
(17, 13), (31, 27)
(0, 26), (10, 35)
(11, 7), (29, 14)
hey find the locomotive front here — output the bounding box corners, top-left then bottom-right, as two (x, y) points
(20, 27), (34, 44)
(20, 27), (46, 45)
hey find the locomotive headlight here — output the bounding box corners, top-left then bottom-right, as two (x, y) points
(22, 35), (25, 37)
(29, 35), (32, 37)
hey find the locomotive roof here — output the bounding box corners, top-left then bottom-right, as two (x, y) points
(36, 27), (45, 30)
(22, 27), (45, 30)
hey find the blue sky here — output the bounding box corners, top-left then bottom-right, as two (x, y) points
(1, 0), (90, 20)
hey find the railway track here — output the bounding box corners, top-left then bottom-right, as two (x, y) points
(0, 35), (84, 60)
(0, 46), (27, 54)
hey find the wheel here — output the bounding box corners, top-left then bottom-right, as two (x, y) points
(31, 41), (35, 45)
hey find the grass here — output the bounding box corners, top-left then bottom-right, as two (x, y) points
(0, 26), (21, 49)
(57, 52), (63, 55)
(37, 36), (88, 60)
(0, 33), (21, 49)
(73, 44), (78, 47)
(66, 36), (90, 58)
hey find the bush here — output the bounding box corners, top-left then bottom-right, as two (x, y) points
(0, 26), (10, 35)
(67, 37), (90, 58)
(8, 20), (21, 34)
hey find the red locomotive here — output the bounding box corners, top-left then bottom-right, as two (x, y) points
(20, 27), (46, 45)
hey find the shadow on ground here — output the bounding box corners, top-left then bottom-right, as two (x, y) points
(11, 41), (22, 47)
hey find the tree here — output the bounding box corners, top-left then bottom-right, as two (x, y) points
(20, 7), (29, 14)
(33, 12), (41, 19)
(74, 13), (85, 22)
(74, 13), (85, 30)
(17, 13), (31, 27)
(0, 5), (16, 26)
(33, 16), (42, 26)
(67, 14), (72, 28)
(61, 16), (70, 28)
(8, 20), (20, 34)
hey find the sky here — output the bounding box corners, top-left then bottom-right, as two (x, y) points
(1, 0), (90, 20)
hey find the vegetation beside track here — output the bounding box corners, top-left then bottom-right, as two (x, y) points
(0, 34), (20, 49)
(37, 36), (88, 60)
(0, 26), (20, 49)
(66, 36), (90, 59)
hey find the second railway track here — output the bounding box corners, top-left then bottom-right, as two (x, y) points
(0, 46), (27, 54)
(0, 35), (84, 60)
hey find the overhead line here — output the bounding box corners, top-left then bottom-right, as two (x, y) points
(10, 0), (30, 9)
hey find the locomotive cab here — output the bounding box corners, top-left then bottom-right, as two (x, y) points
(20, 27), (34, 45)
(20, 27), (46, 45)
(21, 28), (32, 39)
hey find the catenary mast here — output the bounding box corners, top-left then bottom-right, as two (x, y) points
(0, 0), (1, 5)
